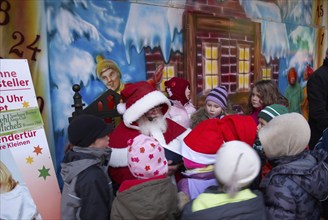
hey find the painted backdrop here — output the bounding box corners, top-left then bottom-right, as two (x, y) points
(1, 0), (327, 186)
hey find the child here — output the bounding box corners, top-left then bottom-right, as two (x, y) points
(257, 104), (289, 132)
(252, 104), (289, 188)
(164, 77), (196, 128)
(178, 114), (257, 210)
(246, 80), (288, 125)
(111, 134), (179, 219)
(61, 114), (114, 220)
(259, 113), (328, 219)
(190, 86), (228, 128)
(0, 161), (41, 220)
(180, 141), (266, 219)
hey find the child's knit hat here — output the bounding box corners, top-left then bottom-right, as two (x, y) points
(68, 114), (114, 147)
(214, 141), (260, 196)
(164, 77), (190, 105)
(127, 134), (168, 179)
(205, 86), (228, 109)
(258, 104), (289, 123)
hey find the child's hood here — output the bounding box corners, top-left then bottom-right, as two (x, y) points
(259, 113), (310, 159)
(61, 159), (100, 183)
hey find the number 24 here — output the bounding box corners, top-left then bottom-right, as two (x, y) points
(9, 31), (41, 61)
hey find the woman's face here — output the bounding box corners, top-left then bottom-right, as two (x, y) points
(251, 87), (263, 108)
(205, 100), (223, 118)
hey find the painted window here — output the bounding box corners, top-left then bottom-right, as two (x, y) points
(203, 43), (220, 91)
(262, 66), (272, 80)
(237, 45), (250, 91)
(160, 64), (175, 91)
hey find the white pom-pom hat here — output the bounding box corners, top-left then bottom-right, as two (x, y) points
(214, 141), (260, 195)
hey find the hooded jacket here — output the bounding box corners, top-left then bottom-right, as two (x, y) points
(61, 147), (113, 220)
(168, 100), (196, 128)
(260, 150), (328, 219)
(110, 176), (179, 220)
(259, 113), (328, 219)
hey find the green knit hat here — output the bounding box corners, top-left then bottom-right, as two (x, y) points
(258, 104), (289, 123)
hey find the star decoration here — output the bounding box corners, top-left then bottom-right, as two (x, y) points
(26, 156), (34, 164)
(38, 165), (50, 180)
(22, 101), (30, 108)
(33, 145), (43, 155)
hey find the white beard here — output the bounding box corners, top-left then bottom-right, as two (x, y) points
(138, 116), (168, 136)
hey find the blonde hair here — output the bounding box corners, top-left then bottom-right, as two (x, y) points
(0, 161), (17, 193)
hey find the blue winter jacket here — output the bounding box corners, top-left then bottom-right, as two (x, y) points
(260, 149), (328, 220)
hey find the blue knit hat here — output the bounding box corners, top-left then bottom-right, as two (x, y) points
(205, 86), (228, 109)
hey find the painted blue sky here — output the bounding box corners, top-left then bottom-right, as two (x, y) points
(45, 0), (185, 168)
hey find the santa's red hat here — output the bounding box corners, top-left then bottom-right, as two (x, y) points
(181, 115), (256, 168)
(220, 115), (257, 146)
(117, 81), (171, 129)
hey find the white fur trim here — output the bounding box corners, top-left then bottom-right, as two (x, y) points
(108, 147), (128, 167)
(181, 140), (216, 165)
(117, 103), (126, 114)
(123, 90), (171, 128)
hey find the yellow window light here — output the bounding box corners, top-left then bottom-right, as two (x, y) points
(212, 47), (218, 59)
(212, 76), (218, 88)
(244, 61), (250, 73)
(212, 60), (218, 74)
(239, 61), (244, 73)
(205, 60), (212, 75)
(245, 48), (250, 60)
(205, 46), (212, 59)
(168, 66), (175, 78)
(239, 48), (245, 60)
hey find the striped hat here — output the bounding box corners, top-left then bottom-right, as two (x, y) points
(205, 86), (228, 109)
(258, 104), (288, 123)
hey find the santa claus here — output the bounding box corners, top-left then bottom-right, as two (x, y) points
(108, 81), (191, 185)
